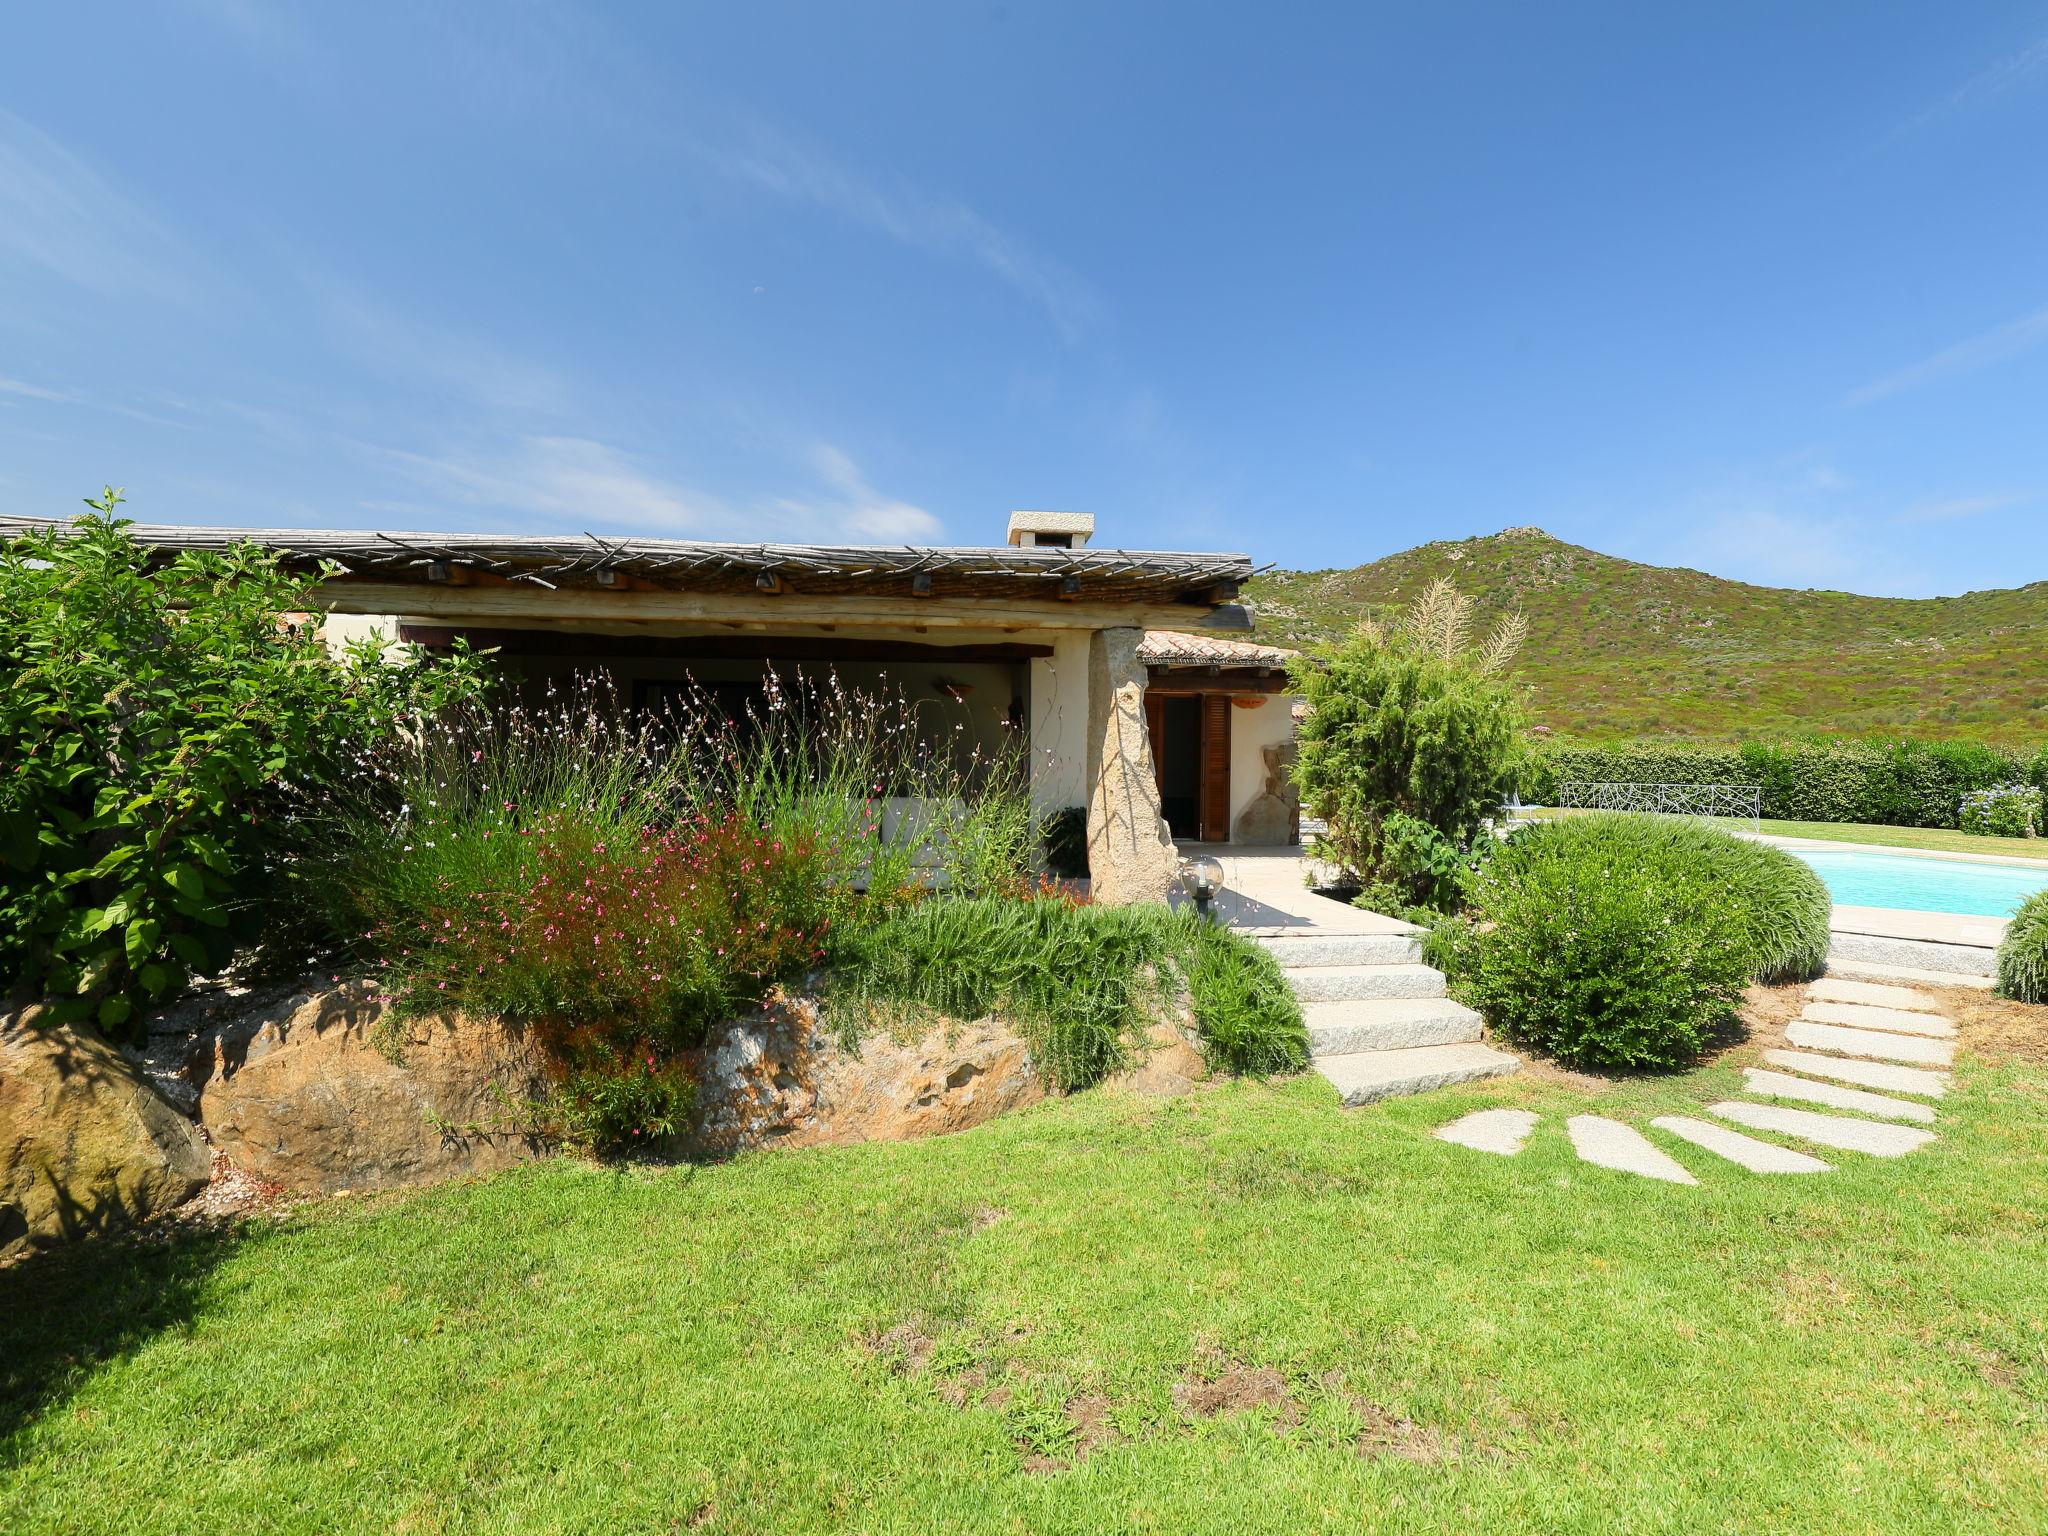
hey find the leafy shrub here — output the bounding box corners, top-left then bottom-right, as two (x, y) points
(1527, 736), (2043, 832)
(1996, 890), (2048, 1005)
(1178, 918), (1312, 1076)
(1291, 578), (1527, 910)
(1501, 815), (1829, 984)
(554, 1056), (698, 1152)
(1458, 816), (1755, 1070)
(299, 677), (1042, 1151)
(0, 495), (487, 1038)
(826, 896), (1307, 1087)
(1959, 784), (2041, 839)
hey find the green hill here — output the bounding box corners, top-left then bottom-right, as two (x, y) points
(1247, 527), (2048, 742)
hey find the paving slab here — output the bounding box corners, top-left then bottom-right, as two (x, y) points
(1304, 997), (1481, 1054)
(1650, 1116), (1832, 1174)
(1434, 1108), (1539, 1156)
(1316, 1042), (1520, 1106)
(1800, 1001), (1955, 1039)
(1284, 963), (1446, 1003)
(1566, 1115), (1697, 1185)
(1761, 1048), (1948, 1098)
(1709, 1101), (1937, 1157)
(1784, 1020), (1955, 1067)
(1806, 978), (1943, 1013)
(1741, 1068), (1938, 1124)
(1824, 957), (1994, 991)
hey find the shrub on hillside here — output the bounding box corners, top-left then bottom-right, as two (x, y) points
(1996, 890), (2048, 1005)
(826, 896), (1308, 1087)
(1958, 784), (2041, 839)
(0, 495), (487, 1038)
(1290, 578), (1528, 910)
(1456, 816), (1757, 1071)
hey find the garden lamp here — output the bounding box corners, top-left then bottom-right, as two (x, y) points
(1178, 854), (1225, 921)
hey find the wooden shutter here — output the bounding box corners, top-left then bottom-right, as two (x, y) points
(1198, 694), (1232, 842)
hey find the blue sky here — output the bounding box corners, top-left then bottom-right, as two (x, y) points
(3, 3), (2046, 596)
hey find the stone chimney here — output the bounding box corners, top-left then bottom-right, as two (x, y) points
(1005, 510), (1095, 549)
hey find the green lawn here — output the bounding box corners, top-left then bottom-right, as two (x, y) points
(1536, 807), (2048, 863)
(1741, 818), (2048, 862)
(5, 1050), (2046, 1534)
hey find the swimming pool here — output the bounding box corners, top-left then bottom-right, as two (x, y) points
(1792, 847), (2048, 917)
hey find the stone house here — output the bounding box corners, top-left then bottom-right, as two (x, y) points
(49, 509), (1302, 902)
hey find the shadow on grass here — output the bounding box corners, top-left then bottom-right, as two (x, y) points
(0, 1219), (253, 1447)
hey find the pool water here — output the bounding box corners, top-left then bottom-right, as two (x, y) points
(1792, 848), (2048, 917)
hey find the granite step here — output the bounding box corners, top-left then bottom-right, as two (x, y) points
(1760, 1048), (1948, 1098)
(1566, 1115), (1697, 1184)
(1649, 1115), (1832, 1174)
(1827, 932), (1995, 979)
(1740, 1068), (1938, 1124)
(1824, 956), (1993, 991)
(1434, 1107), (1539, 1155)
(1316, 1042), (1520, 1105)
(1800, 1001), (1955, 1039)
(1303, 997), (1482, 1056)
(1805, 978), (1943, 1013)
(1709, 1100), (1938, 1157)
(1256, 932), (1423, 968)
(1283, 962), (1447, 1003)
(1783, 1020), (1955, 1067)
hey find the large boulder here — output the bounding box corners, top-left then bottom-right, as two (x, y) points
(194, 984), (554, 1195)
(2, 1007), (211, 1260)
(687, 995), (1048, 1154)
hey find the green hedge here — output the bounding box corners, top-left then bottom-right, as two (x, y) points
(1523, 738), (2048, 831)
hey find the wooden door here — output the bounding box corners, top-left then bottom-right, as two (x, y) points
(1198, 694), (1232, 842)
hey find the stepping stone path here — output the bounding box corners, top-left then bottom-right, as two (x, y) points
(1566, 1115), (1697, 1184)
(1434, 1107), (1538, 1155)
(1433, 973), (1957, 1185)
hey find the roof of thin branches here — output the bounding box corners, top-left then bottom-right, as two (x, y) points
(0, 515), (1251, 607)
(1139, 629), (1298, 669)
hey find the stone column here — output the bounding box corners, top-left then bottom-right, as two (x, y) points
(1085, 626), (1178, 905)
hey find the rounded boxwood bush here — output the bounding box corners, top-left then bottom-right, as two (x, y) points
(1484, 813), (1830, 984)
(1996, 889), (2048, 1004)
(1459, 814), (1798, 1071)
(1458, 831), (1744, 1073)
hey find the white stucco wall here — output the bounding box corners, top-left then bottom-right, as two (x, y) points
(1027, 630), (1092, 818)
(1227, 693), (1299, 842)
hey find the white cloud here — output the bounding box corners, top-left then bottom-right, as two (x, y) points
(1895, 492), (2028, 525)
(798, 444), (944, 542)
(306, 275), (575, 419)
(1923, 33), (2048, 124)
(175, 0), (311, 57)
(368, 434), (941, 546)
(0, 376), (75, 404)
(1846, 303), (2048, 406)
(699, 119), (1098, 342)
(373, 436), (723, 535)
(0, 111), (191, 300)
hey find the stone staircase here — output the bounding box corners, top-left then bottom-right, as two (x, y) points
(1257, 929), (1520, 1104)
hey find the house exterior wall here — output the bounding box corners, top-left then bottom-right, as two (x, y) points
(1026, 631), (1091, 820)
(1227, 693), (1300, 844)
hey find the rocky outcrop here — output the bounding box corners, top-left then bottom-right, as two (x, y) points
(2, 1007), (211, 1260)
(193, 985), (554, 1195)
(687, 996), (1048, 1154)
(1105, 1019), (1212, 1097)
